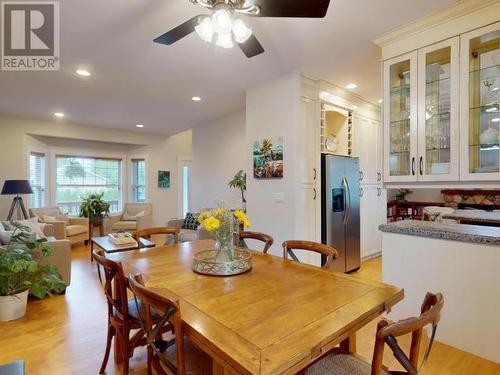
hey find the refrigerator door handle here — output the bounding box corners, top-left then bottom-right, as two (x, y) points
(342, 176), (351, 225)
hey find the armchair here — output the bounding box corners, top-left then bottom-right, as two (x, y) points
(0, 223), (71, 285)
(109, 203), (152, 232)
(29, 207), (89, 245)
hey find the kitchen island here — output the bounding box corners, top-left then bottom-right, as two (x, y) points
(380, 220), (500, 364)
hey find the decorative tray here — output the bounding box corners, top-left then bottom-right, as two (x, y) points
(192, 249), (252, 276)
(108, 232), (136, 245)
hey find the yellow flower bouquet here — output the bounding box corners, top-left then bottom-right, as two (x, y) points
(198, 207), (251, 261)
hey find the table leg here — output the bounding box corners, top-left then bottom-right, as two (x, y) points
(212, 360), (237, 375)
(90, 241), (94, 262)
(339, 333), (357, 354)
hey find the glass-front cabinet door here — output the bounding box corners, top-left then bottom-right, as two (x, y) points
(384, 51), (418, 182)
(460, 22), (500, 180)
(417, 37), (459, 181)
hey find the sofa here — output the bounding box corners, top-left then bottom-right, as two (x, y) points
(167, 216), (214, 243)
(29, 207), (89, 245)
(0, 223), (71, 286)
(108, 203), (152, 232)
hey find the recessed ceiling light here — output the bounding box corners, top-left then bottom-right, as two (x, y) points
(378, 99), (383, 104)
(192, 96), (202, 102)
(136, 124), (144, 128)
(345, 83), (357, 90)
(76, 69), (91, 77)
(54, 112), (65, 118)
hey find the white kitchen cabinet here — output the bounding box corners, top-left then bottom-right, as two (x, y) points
(378, 3), (500, 184)
(459, 22), (500, 181)
(354, 116), (382, 184)
(417, 37), (460, 181)
(360, 185), (386, 258)
(294, 184), (321, 266)
(298, 96), (319, 184)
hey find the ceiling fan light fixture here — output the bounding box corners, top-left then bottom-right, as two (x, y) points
(232, 18), (252, 43)
(195, 16), (214, 42)
(216, 31), (234, 49)
(212, 8), (233, 34)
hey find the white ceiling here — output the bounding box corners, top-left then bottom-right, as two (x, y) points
(0, 0), (458, 135)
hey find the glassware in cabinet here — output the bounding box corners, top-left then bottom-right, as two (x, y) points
(461, 24), (500, 178)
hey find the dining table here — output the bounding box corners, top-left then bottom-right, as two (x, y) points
(110, 239), (404, 375)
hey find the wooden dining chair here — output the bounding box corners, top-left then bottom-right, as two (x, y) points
(306, 292), (444, 375)
(238, 231), (274, 253)
(282, 240), (338, 271)
(93, 249), (154, 375)
(133, 227), (180, 247)
(128, 273), (213, 375)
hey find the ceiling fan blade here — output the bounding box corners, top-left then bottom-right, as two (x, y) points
(253, 0), (331, 18)
(153, 15), (203, 45)
(238, 35), (265, 58)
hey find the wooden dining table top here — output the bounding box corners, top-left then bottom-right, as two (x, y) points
(111, 240), (404, 375)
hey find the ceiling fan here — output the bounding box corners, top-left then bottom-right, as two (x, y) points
(154, 0), (331, 58)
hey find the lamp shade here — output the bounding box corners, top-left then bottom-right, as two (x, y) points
(1, 180), (33, 195)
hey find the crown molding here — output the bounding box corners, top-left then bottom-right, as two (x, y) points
(373, 0), (499, 48)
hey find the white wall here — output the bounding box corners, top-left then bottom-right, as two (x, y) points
(191, 111), (246, 211)
(0, 113), (192, 226)
(245, 72), (300, 255)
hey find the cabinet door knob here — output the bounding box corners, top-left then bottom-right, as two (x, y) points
(419, 156), (423, 176)
(359, 171), (364, 181)
(313, 188), (317, 200)
(359, 187), (364, 197)
(377, 172), (381, 182)
(377, 188), (381, 197)
(411, 157), (415, 176)
(313, 168), (317, 180)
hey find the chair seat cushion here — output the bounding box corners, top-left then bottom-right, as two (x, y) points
(179, 229), (198, 243)
(112, 221), (138, 231)
(66, 225), (87, 236)
(161, 337), (212, 375)
(306, 354), (388, 375)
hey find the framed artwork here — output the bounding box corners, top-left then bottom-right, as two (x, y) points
(158, 171), (170, 188)
(253, 137), (284, 179)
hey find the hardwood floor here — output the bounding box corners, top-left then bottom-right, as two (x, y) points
(1, 243), (499, 374)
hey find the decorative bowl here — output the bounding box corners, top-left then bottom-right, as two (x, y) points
(192, 248), (252, 276)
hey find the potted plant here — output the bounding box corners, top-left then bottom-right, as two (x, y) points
(228, 170), (247, 211)
(79, 192), (110, 225)
(0, 223), (67, 321)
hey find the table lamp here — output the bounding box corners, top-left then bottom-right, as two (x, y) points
(1, 180), (33, 220)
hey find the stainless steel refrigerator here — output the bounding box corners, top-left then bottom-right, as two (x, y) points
(321, 154), (361, 273)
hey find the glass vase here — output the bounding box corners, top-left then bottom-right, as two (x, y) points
(214, 212), (234, 262)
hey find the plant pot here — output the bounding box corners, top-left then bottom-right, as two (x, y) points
(0, 290), (29, 321)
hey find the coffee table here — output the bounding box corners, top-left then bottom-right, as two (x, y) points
(90, 235), (155, 261)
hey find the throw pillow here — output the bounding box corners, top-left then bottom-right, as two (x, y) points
(182, 212), (200, 230)
(1, 217), (46, 239)
(41, 215), (57, 222)
(122, 210), (146, 221)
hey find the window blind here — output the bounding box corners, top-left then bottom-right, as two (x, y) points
(29, 151), (46, 208)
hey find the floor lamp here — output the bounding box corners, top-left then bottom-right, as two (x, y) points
(1, 180), (33, 220)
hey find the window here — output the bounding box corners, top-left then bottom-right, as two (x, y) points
(29, 151), (46, 208)
(131, 158), (146, 203)
(178, 158), (192, 218)
(55, 155), (122, 214)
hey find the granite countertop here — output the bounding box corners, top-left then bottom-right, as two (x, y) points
(379, 220), (500, 245)
(442, 209), (500, 224)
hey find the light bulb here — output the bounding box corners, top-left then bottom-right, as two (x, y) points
(195, 17), (214, 43)
(216, 32), (234, 49)
(232, 19), (252, 43)
(212, 9), (233, 34)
